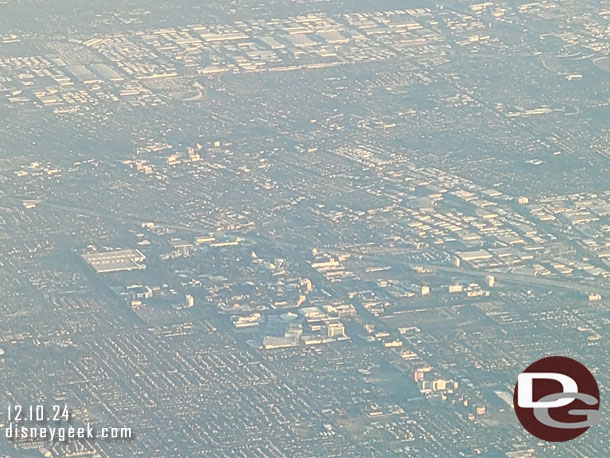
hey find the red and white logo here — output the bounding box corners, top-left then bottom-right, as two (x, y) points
(513, 356), (600, 442)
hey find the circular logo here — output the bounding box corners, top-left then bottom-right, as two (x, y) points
(513, 356), (600, 442)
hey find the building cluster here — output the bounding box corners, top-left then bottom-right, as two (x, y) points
(1, 0), (610, 456)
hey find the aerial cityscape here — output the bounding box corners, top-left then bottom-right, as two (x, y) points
(0, 0), (609, 456)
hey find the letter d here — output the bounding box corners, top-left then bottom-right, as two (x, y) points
(518, 372), (578, 408)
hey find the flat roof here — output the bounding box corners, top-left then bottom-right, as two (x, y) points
(82, 249), (146, 273)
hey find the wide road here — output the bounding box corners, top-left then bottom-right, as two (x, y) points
(7, 196), (610, 297)
(328, 249), (610, 297)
